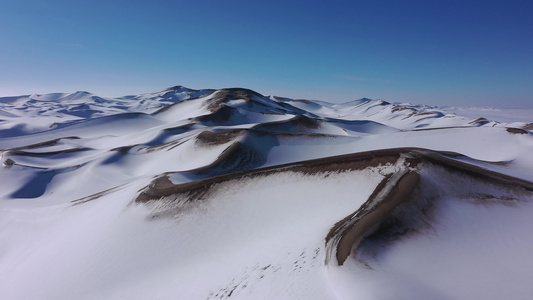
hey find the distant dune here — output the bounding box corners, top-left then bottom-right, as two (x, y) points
(1, 86), (532, 299)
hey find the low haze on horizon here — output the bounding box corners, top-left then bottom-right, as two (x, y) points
(1, 0), (532, 107)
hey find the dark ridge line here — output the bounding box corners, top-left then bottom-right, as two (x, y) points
(325, 173), (394, 244)
(410, 125), (481, 132)
(246, 128), (351, 139)
(6, 147), (90, 157)
(135, 149), (404, 203)
(506, 127), (529, 134)
(131, 147), (533, 267)
(218, 87), (266, 97)
(143, 127), (354, 174)
(325, 152), (533, 266)
(188, 141), (243, 173)
(195, 129), (245, 146)
(250, 114), (325, 131)
(135, 147), (533, 203)
(0, 136), (81, 151)
(71, 184), (129, 206)
(410, 126), (531, 134)
(327, 170), (420, 266)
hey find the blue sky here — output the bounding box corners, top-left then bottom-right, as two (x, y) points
(1, 0), (532, 107)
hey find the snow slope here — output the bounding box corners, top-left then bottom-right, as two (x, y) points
(0, 86), (532, 299)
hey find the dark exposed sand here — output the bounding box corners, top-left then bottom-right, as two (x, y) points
(506, 127), (529, 134)
(329, 171), (420, 265)
(1, 136), (80, 151)
(136, 146), (532, 203)
(135, 149), (403, 203)
(134, 147), (533, 266)
(195, 129), (245, 146)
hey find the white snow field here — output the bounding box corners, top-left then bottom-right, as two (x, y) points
(1, 86), (532, 299)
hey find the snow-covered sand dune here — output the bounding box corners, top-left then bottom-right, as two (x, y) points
(1, 86), (532, 299)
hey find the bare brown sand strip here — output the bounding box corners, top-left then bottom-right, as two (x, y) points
(195, 129), (245, 146)
(135, 147), (533, 203)
(332, 171), (420, 266)
(2, 136), (80, 151)
(131, 146), (533, 269)
(506, 127), (529, 135)
(135, 149), (403, 202)
(325, 153), (533, 266)
(7, 147), (89, 156)
(325, 174), (394, 244)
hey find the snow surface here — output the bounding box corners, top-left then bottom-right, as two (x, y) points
(0, 86), (532, 299)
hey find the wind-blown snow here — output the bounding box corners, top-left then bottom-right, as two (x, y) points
(0, 86), (532, 299)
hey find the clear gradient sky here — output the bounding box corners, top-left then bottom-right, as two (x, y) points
(1, 0), (532, 107)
